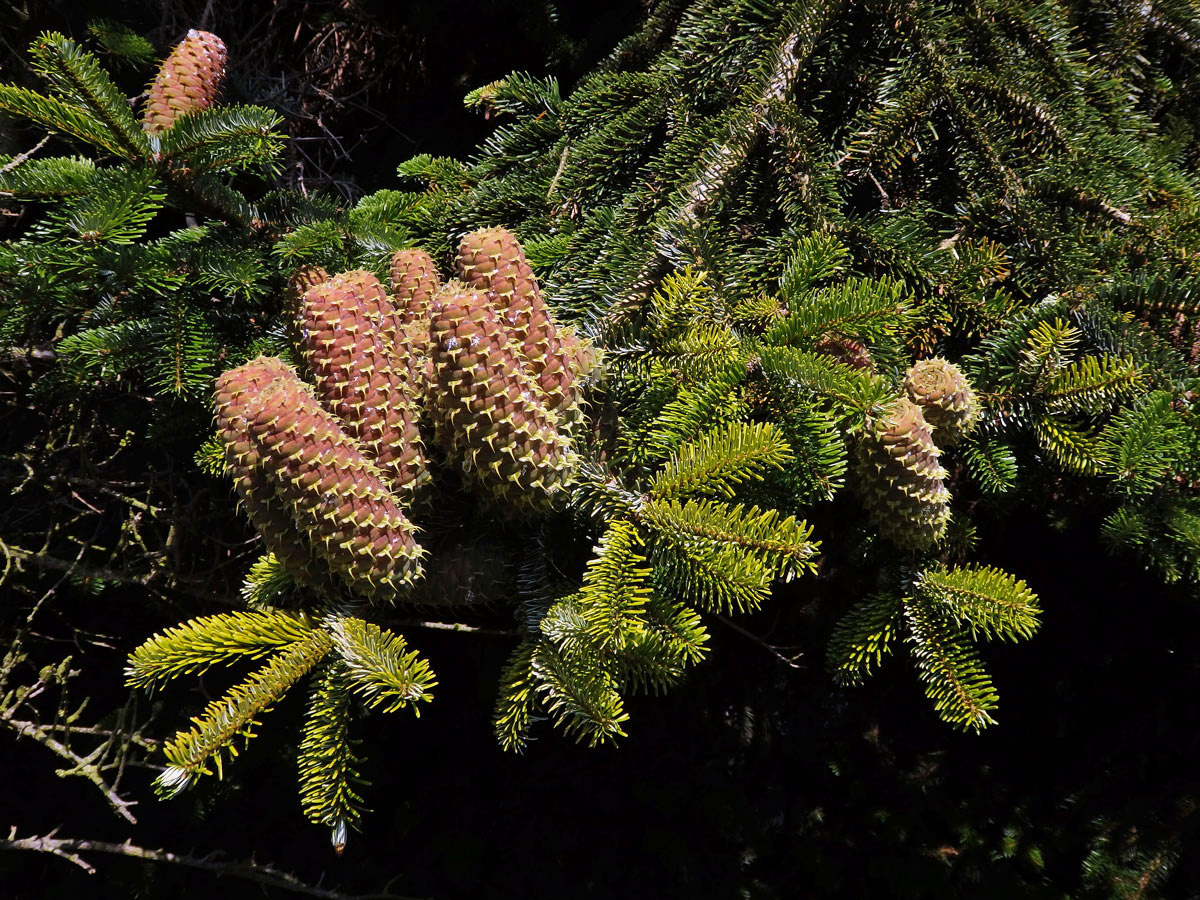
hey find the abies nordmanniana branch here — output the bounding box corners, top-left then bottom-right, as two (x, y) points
(364, 0), (1198, 729)
(2, 1), (1199, 849)
(134, 224), (1036, 843)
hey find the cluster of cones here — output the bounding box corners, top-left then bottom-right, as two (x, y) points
(215, 228), (595, 601)
(856, 358), (979, 550)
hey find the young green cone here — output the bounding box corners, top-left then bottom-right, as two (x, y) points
(904, 358), (980, 445)
(854, 397), (951, 550)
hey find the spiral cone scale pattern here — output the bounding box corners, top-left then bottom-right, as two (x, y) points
(216, 232), (593, 601)
(904, 357), (979, 445)
(295, 271), (428, 494)
(855, 397), (951, 549)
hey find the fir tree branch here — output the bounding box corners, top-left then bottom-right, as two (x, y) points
(156, 631), (333, 794)
(327, 617), (436, 714)
(126, 610), (318, 688)
(298, 663), (365, 847)
(28, 33), (150, 161)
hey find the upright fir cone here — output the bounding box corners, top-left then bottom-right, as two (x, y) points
(143, 30), (227, 135)
(429, 285), (573, 512)
(904, 358), (980, 445)
(213, 357), (334, 590)
(455, 227), (593, 423)
(244, 370), (425, 599)
(296, 271), (428, 495)
(286, 266), (330, 307)
(389, 248), (443, 396)
(285, 266), (330, 370)
(854, 397), (951, 550)
(391, 248), (442, 327)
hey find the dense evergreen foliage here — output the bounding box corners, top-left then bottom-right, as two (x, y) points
(1, 2), (1199, 897)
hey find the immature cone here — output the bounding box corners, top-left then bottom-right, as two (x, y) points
(143, 30), (227, 135)
(286, 266), (330, 306)
(285, 266), (330, 366)
(391, 248), (442, 327)
(430, 286), (573, 512)
(390, 248), (443, 396)
(854, 398), (951, 550)
(904, 358), (979, 445)
(296, 271), (428, 494)
(213, 358), (335, 590)
(814, 333), (874, 371)
(455, 227), (592, 422)
(243, 370), (425, 599)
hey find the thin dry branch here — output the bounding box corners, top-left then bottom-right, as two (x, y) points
(1, 828), (424, 900)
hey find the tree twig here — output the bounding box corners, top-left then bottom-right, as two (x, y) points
(1, 828), (425, 899)
(0, 136), (49, 176)
(713, 614), (806, 669)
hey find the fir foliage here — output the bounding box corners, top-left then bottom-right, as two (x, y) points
(4, 1), (1200, 857)
(364, 0), (1200, 739)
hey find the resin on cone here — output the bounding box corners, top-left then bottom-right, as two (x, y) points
(143, 30), (227, 135)
(854, 397), (951, 549)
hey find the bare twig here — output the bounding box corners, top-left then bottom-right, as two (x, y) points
(0, 136), (49, 176)
(0, 713), (140, 823)
(547, 143), (570, 198)
(1, 828), (425, 900)
(713, 615), (806, 669)
(397, 619), (522, 638)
